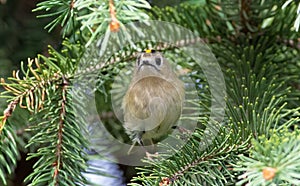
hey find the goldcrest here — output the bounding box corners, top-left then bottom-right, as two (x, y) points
(122, 50), (185, 147)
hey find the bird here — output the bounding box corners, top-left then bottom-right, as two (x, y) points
(122, 49), (185, 153)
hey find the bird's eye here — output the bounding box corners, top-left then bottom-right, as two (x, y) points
(155, 57), (162, 66)
(137, 55), (141, 66)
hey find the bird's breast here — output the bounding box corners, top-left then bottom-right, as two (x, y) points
(122, 76), (184, 139)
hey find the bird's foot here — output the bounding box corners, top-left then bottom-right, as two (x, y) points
(145, 151), (159, 161)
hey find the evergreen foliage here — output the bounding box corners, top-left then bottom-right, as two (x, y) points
(0, 0), (300, 185)
(235, 127), (300, 185)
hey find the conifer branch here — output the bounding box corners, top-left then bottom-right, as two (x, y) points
(240, 0), (252, 33)
(53, 75), (68, 185)
(25, 75), (88, 185)
(0, 58), (62, 133)
(159, 140), (251, 185)
(236, 126), (300, 185)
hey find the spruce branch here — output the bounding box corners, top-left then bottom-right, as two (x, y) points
(240, 0), (252, 33)
(0, 40), (86, 185)
(0, 125), (19, 185)
(0, 58), (62, 133)
(24, 76), (89, 185)
(130, 128), (251, 186)
(76, 35), (207, 79)
(33, 0), (77, 36)
(282, 0), (300, 31)
(75, 0), (151, 46)
(53, 75), (68, 185)
(235, 126), (300, 185)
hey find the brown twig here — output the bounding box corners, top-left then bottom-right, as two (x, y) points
(109, 0), (120, 32)
(53, 75), (69, 186)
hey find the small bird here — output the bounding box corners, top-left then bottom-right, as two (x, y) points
(122, 49), (185, 152)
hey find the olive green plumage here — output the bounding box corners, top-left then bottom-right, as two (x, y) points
(122, 50), (185, 146)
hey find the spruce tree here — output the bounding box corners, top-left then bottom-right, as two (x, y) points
(0, 0), (300, 185)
